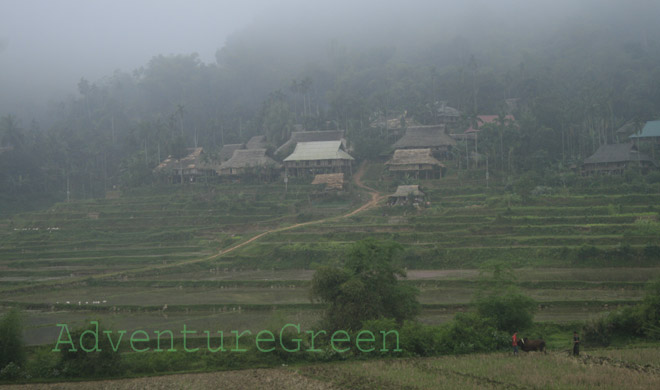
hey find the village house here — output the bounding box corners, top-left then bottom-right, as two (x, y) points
(219, 143), (244, 161)
(275, 130), (346, 157)
(615, 121), (643, 143)
(283, 141), (354, 177)
(246, 135), (268, 149)
(154, 147), (220, 183)
(629, 120), (660, 161)
(388, 185), (426, 206)
(386, 148), (445, 179)
(392, 125), (456, 159)
(629, 120), (660, 144)
(436, 102), (461, 124)
(581, 143), (655, 176)
(218, 149), (281, 179)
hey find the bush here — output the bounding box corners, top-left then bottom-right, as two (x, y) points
(582, 317), (613, 347)
(0, 309), (26, 371)
(0, 362), (23, 380)
(438, 313), (508, 354)
(25, 347), (59, 379)
(57, 322), (123, 378)
(583, 278), (660, 343)
(475, 286), (537, 332)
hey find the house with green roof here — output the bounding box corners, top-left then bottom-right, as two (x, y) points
(629, 120), (660, 143)
(283, 141), (354, 177)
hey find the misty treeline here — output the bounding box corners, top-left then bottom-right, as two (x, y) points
(1, 1), (659, 209)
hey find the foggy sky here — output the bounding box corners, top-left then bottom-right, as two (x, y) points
(0, 0), (653, 121)
(0, 0), (273, 116)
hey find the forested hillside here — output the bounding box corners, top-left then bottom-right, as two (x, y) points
(1, 0), (659, 211)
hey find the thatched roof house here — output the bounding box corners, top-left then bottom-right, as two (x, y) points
(275, 130), (345, 157)
(392, 125), (456, 157)
(219, 144), (244, 161)
(312, 173), (345, 191)
(582, 143), (655, 175)
(386, 148), (445, 179)
(388, 185), (426, 205)
(155, 147), (220, 183)
(283, 141), (354, 177)
(246, 135), (268, 149)
(218, 149), (281, 177)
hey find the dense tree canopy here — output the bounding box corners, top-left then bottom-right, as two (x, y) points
(311, 239), (420, 331)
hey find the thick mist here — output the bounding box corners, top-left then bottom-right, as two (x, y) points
(2, 0), (656, 122)
(0, 0), (271, 120)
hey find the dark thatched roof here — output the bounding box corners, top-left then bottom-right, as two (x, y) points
(583, 143), (654, 165)
(276, 130), (345, 155)
(246, 135), (268, 149)
(392, 126), (456, 149)
(386, 149), (444, 167)
(219, 144), (244, 161)
(616, 121), (642, 135)
(390, 185), (425, 198)
(219, 149), (281, 170)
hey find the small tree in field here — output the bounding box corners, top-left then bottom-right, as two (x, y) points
(474, 260), (536, 332)
(311, 239), (420, 331)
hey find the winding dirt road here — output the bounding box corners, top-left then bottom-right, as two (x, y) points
(1, 163), (383, 293)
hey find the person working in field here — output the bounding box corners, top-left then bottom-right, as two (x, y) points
(512, 331), (519, 356)
(573, 331), (580, 356)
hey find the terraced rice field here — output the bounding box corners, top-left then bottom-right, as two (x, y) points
(1, 168), (660, 346)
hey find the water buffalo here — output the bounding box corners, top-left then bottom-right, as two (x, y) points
(517, 338), (546, 353)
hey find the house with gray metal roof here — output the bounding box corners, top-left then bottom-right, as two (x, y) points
(283, 141), (354, 177)
(275, 130), (345, 157)
(581, 143), (655, 176)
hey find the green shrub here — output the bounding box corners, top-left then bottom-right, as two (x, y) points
(0, 309), (26, 372)
(475, 287), (537, 332)
(0, 362), (23, 380)
(438, 313), (507, 354)
(398, 320), (440, 357)
(57, 322), (123, 378)
(582, 317), (613, 347)
(25, 347), (59, 379)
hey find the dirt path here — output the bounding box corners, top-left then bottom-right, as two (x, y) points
(3, 368), (340, 390)
(1, 163), (383, 293)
